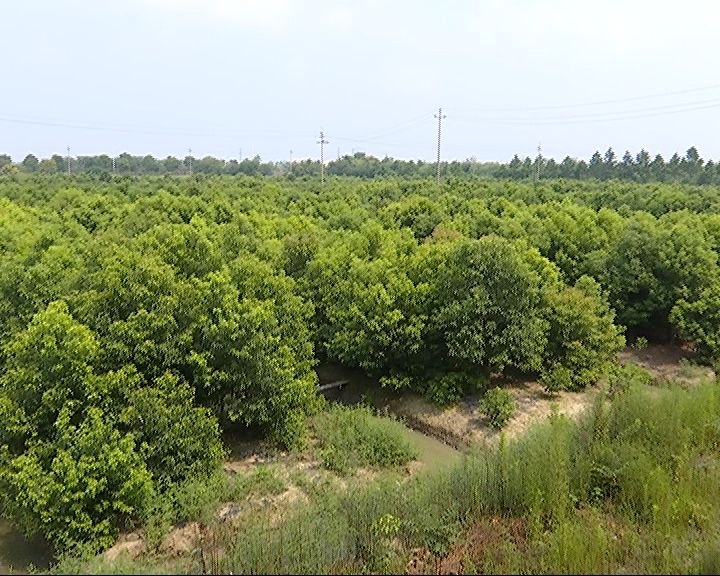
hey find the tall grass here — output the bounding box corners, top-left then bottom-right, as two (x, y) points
(311, 403), (418, 474)
(61, 375), (720, 573)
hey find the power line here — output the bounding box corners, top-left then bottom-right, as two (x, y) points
(0, 115), (310, 140)
(451, 97), (720, 126)
(355, 112), (432, 141)
(465, 82), (720, 114)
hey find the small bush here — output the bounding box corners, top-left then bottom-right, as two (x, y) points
(479, 387), (516, 429)
(607, 362), (653, 397)
(541, 365), (574, 392)
(379, 373), (414, 391)
(170, 471), (228, 524)
(424, 372), (470, 405)
(423, 372), (488, 406)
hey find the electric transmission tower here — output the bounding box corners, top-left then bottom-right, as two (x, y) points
(66, 146), (71, 173)
(434, 108), (446, 186)
(535, 143), (542, 183)
(317, 130), (329, 186)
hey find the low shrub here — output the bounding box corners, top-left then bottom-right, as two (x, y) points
(312, 404), (418, 474)
(479, 387), (516, 429)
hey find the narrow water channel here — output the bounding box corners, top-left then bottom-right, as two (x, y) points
(316, 362), (463, 470)
(0, 364), (459, 575)
(0, 519), (52, 575)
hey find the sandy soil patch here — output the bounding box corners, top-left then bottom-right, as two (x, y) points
(618, 343), (714, 385)
(390, 380), (596, 449)
(103, 530), (146, 561)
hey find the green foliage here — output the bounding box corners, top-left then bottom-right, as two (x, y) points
(169, 471), (228, 525)
(633, 335), (649, 350)
(541, 276), (625, 391)
(119, 372), (225, 488)
(0, 407), (153, 556)
(428, 236), (551, 374)
(312, 404), (418, 474)
(51, 551), (193, 575)
(66, 373), (720, 576)
(5, 170), (720, 563)
(380, 194), (444, 239)
(479, 387), (517, 429)
(306, 222), (425, 374)
(1, 300), (100, 440)
(671, 284), (720, 360)
(0, 302), (223, 554)
(423, 372), (477, 406)
(607, 362), (653, 397)
(219, 495), (356, 575)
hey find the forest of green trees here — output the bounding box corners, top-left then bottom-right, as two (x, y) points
(2, 145), (720, 184)
(2, 170), (720, 558)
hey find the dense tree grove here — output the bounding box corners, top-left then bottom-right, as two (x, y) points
(2, 170), (720, 553)
(4, 146), (720, 184)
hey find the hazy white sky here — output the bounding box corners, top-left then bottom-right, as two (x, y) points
(2, 0), (720, 162)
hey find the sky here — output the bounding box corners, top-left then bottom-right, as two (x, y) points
(2, 0), (720, 163)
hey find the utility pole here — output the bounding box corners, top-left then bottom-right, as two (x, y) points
(434, 107), (446, 186)
(317, 130), (329, 186)
(66, 146), (71, 173)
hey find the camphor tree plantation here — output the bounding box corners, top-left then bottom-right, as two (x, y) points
(1, 165), (720, 573)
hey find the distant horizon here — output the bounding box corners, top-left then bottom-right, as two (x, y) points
(3, 145), (717, 165)
(3, 1), (720, 164)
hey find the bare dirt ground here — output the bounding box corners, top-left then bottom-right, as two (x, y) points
(618, 343), (714, 385)
(369, 343), (716, 451)
(389, 380), (597, 450)
(319, 362), (597, 450)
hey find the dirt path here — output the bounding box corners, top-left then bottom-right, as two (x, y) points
(618, 343), (714, 385)
(389, 380), (596, 450)
(323, 344), (716, 452)
(318, 363), (597, 449)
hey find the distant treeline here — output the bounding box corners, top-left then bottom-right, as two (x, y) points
(1, 146), (718, 184)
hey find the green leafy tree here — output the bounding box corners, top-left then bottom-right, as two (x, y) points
(0, 301), (224, 553)
(541, 276), (625, 391)
(671, 286), (720, 360)
(21, 154), (39, 172)
(0, 407), (153, 555)
(120, 372), (224, 487)
(0, 303), (152, 553)
(425, 236), (554, 374)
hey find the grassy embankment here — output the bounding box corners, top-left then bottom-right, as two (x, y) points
(55, 362), (720, 575)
